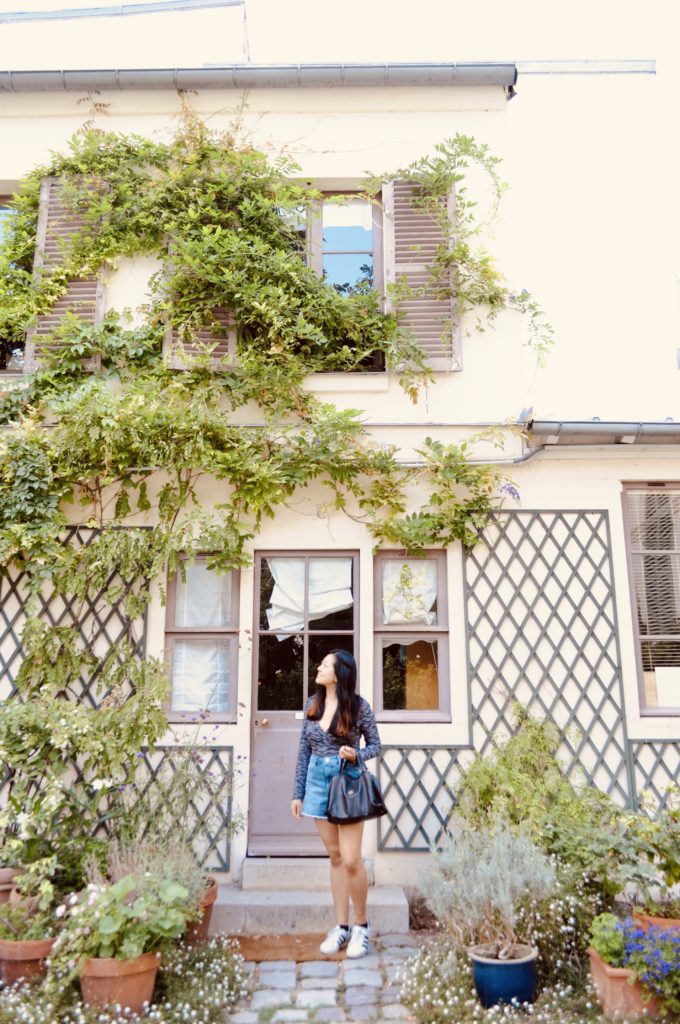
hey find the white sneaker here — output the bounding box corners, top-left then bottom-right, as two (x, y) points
(319, 924), (350, 955)
(346, 923), (371, 959)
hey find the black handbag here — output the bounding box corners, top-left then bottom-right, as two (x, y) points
(326, 759), (387, 825)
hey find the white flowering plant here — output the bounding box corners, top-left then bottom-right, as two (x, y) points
(0, 936), (250, 1023)
(0, 899), (60, 941)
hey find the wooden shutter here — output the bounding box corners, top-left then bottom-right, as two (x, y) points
(24, 177), (104, 373)
(383, 180), (461, 372)
(162, 306), (236, 370)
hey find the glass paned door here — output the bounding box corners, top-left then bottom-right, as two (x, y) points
(249, 553), (358, 855)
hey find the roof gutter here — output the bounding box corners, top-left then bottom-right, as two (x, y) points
(529, 420), (680, 446)
(0, 62), (518, 93)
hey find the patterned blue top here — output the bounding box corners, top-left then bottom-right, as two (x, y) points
(292, 696), (382, 800)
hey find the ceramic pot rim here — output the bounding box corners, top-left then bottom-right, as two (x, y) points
(469, 943), (537, 966)
(0, 937), (55, 959)
(81, 950), (161, 977)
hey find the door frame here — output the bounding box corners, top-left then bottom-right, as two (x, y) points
(248, 549), (360, 855)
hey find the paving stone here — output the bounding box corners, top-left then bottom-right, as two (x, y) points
(385, 964), (404, 982)
(379, 934), (419, 947)
(241, 961), (257, 973)
(344, 986), (380, 1007)
(300, 976), (338, 989)
(296, 989), (338, 1009)
(228, 1012), (259, 1024)
(381, 947), (414, 961)
(259, 960), (297, 972)
(382, 1005), (410, 1019)
(345, 1004), (378, 1020)
(381, 985), (403, 1003)
(313, 1010), (346, 1023)
(300, 960), (340, 978)
(271, 1011), (309, 1023)
(342, 954), (380, 970)
(250, 989), (294, 1010)
(256, 970), (297, 989)
(343, 969), (382, 988)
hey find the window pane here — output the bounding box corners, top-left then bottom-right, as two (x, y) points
(633, 553), (680, 635)
(309, 635), (355, 691)
(308, 557), (353, 630)
(641, 641), (680, 707)
(171, 638), (230, 713)
(257, 633), (304, 710)
(381, 639), (439, 711)
(0, 206), (12, 244)
(323, 254), (373, 294)
(382, 559), (438, 626)
(627, 491), (680, 549)
(261, 557), (305, 631)
(175, 562), (232, 627)
(322, 199), (372, 251)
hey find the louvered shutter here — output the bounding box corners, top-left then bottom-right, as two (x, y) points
(162, 306), (236, 369)
(383, 180), (461, 371)
(24, 177), (104, 373)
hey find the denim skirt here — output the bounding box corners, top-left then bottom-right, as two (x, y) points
(302, 754), (362, 820)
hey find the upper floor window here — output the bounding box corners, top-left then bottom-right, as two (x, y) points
(165, 557), (240, 721)
(307, 195), (382, 296)
(623, 484), (680, 715)
(373, 551), (450, 721)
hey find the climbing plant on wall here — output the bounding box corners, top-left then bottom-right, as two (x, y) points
(0, 111), (550, 887)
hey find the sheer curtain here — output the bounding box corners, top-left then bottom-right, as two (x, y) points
(172, 638), (229, 712)
(382, 559), (437, 625)
(175, 561), (232, 627)
(266, 557), (353, 634)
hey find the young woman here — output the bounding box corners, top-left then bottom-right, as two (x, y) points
(291, 649), (381, 959)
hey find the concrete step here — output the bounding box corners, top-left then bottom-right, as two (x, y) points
(241, 856), (374, 891)
(210, 884), (409, 936)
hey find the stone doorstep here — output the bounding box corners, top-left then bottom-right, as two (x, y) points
(241, 857), (374, 892)
(211, 885), (409, 936)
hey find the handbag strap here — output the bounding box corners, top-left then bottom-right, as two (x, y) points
(340, 756), (366, 773)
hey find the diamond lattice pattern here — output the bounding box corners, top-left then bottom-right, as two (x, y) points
(0, 527), (146, 705)
(464, 511), (632, 803)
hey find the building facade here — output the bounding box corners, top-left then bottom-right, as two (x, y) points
(1, 59), (678, 903)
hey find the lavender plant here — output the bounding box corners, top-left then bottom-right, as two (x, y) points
(419, 815), (556, 957)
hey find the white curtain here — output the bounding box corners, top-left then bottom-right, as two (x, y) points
(382, 559), (438, 625)
(172, 638), (229, 712)
(266, 557), (353, 634)
(175, 561), (232, 628)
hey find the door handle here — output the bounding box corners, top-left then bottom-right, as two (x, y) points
(254, 718), (270, 727)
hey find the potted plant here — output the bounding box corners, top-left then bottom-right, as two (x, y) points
(588, 912), (679, 1018)
(0, 900), (59, 984)
(419, 816), (556, 1007)
(49, 869), (195, 1014)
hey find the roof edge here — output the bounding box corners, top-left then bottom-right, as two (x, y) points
(0, 62), (518, 93)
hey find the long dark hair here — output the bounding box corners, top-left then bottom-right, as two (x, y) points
(306, 649), (359, 738)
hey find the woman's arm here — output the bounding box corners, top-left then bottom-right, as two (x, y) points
(292, 716), (312, 800)
(356, 698), (381, 765)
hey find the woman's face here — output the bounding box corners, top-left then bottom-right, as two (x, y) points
(316, 653), (337, 688)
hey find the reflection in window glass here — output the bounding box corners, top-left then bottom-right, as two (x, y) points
(309, 635), (354, 683)
(322, 198), (373, 295)
(172, 638), (230, 712)
(175, 562), (232, 628)
(258, 633), (304, 710)
(381, 640), (439, 711)
(382, 559), (438, 626)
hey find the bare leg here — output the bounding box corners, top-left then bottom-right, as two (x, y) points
(338, 821), (367, 923)
(315, 819), (349, 925)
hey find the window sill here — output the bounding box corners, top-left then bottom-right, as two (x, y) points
(639, 706), (680, 717)
(302, 372), (390, 393)
(376, 710), (452, 724)
(167, 712), (237, 725)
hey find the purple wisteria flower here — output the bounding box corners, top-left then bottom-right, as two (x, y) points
(499, 482), (521, 503)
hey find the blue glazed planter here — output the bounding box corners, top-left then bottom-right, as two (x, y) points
(469, 944), (538, 1008)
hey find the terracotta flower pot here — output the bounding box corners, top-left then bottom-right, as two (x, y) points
(185, 875), (218, 945)
(8, 887), (39, 915)
(0, 936), (55, 985)
(80, 951), (161, 1015)
(0, 868), (21, 905)
(588, 946), (662, 1018)
(633, 909), (680, 934)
